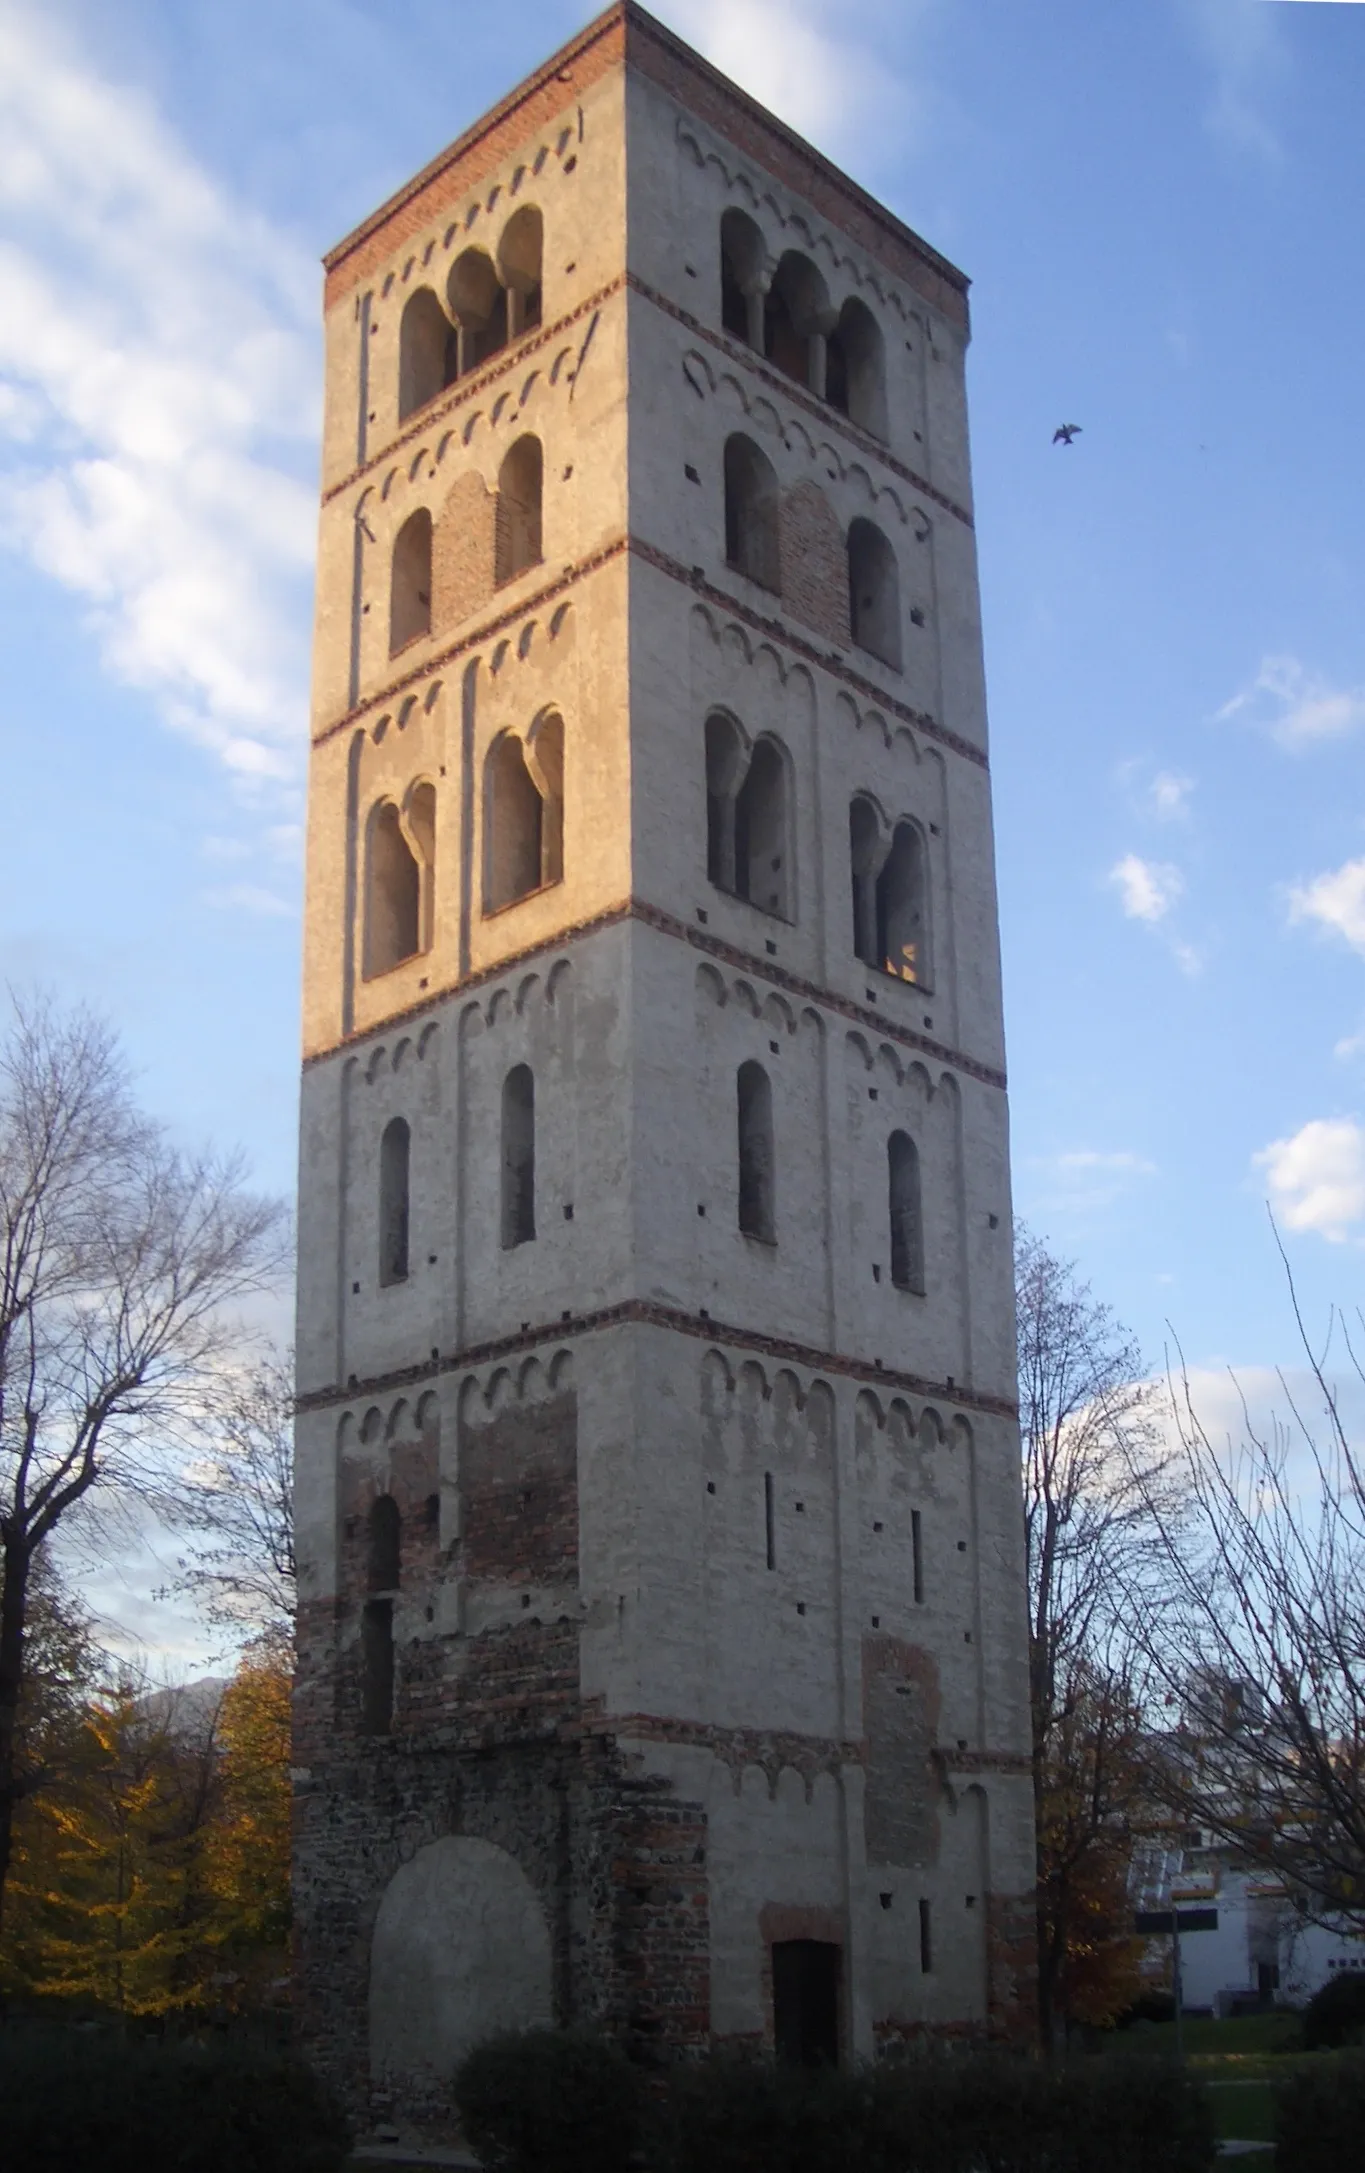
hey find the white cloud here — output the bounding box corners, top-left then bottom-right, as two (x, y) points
(1289, 857), (1365, 957)
(660, 0), (930, 161)
(0, 7), (317, 788)
(1150, 770), (1196, 820)
(1218, 654), (1365, 749)
(1110, 854), (1184, 923)
(1254, 1116), (1365, 1241)
(1184, 0), (1285, 162)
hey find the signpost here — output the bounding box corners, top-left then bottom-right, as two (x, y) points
(1133, 1907), (1219, 2060)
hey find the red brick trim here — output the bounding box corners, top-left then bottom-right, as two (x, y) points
(295, 1295), (1020, 1424)
(302, 893), (1007, 1089)
(323, 6), (967, 326)
(606, 1711), (863, 1775)
(315, 535), (988, 776)
(322, 269), (972, 532)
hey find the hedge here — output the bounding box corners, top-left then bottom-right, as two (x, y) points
(1274, 2052), (1365, 2173)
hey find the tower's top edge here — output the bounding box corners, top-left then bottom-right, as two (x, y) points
(321, 1), (969, 326)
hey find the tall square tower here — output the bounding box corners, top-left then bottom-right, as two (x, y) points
(293, 1), (1035, 2123)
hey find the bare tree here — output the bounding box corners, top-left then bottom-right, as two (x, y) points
(1016, 1227), (1173, 2045)
(0, 994), (286, 1927)
(1136, 1228), (1365, 1930)
(166, 1350), (295, 1639)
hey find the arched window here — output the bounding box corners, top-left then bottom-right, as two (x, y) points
(390, 508), (433, 653)
(368, 1495), (402, 1591)
(737, 1060), (775, 1243)
(888, 1131), (924, 1293)
(764, 251), (832, 392)
(847, 518), (901, 669)
(825, 298), (886, 439)
(720, 207), (764, 348)
(723, 435), (780, 592)
(498, 206), (543, 338)
(734, 738), (790, 918)
(484, 715), (564, 911)
(448, 247), (508, 372)
(849, 795), (884, 969)
(495, 435), (543, 585)
(878, 822), (928, 986)
(362, 1495), (401, 1735)
(398, 288), (457, 421)
(365, 801), (420, 977)
(706, 718), (791, 920)
(378, 1117), (410, 1286)
(501, 1064), (536, 1248)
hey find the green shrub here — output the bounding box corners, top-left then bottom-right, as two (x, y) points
(658, 2055), (882, 2173)
(1302, 1971), (1365, 2050)
(0, 2028), (350, 2173)
(454, 2027), (643, 2173)
(1274, 2051), (1365, 2173)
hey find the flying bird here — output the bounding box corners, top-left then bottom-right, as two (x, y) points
(1052, 423), (1082, 446)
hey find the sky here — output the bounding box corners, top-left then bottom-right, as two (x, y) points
(0, 0), (1362, 1655)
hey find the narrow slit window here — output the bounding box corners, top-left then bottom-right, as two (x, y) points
(501, 1063), (536, 1248)
(733, 738), (790, 919)
(495, 434), (543, 585)
(847, 518), (901, 669)
(888, 1131), (925, 1295)
(361, 1599), (394, 1733)
(764, 1470), (776, 1571)
(825, 298), (887, 438)
(389, 508), (433, 653)
(379, 1117), (411, 1286)
(368, 1495), (402, 1592)
(365, 800), (421, 977)
(737, 1060), (775, 1243)
(723, 435), (780, 592)
(877, 823), (927, 987)
(918, 1898), (933, 1974)
(911, 1508), (924, 1604)
(484, 719), (564, 911)
(719, 207), (764, 348)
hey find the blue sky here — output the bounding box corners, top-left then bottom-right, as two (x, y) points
(1, 0), (1363, 1652)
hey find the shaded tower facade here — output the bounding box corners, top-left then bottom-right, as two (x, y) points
(293, 1), (1035, 2124)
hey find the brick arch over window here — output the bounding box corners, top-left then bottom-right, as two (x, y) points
(848, 518), (901, 669)
(483, 713), (563, 913)
(764, 250), (833, 393)
(724, 434), (780, 592)
(720, 206), (765, 349)
(888, 1130), (925, 1293)
(737, 1059), (775, 1243)
(705, 712), (792, 921)
(390, 508), (432, 654)
(495, 435), (543, 586)
(398, 287), (457, 422)
(826, 297), (886, 440)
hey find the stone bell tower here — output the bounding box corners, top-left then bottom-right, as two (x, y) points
(292, 0), (1035, 2127)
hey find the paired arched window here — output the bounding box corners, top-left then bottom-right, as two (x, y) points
(705, 714), (791, 919)
(826, 298), (887, 439)
(724, 434), (780, 592)
(850, 797), (929, 987)
(498, 206), (544, 339)
(888, 1131), (925, 1293)
(737, 1060), (775, 1243)
(715, 222), (888, 435)
(390, 508), (433, 653)
(378, 1117), (410, 1286)
(495, 434), (543, 585)
(501, 1064), (536, 1248)
(362, 1495), (401, 1734)
(398, 289), (458, 421)
(365, 784), (435, 979)
(484, 714), (564, 913)
(448, 247), (507, 371)
(848, 519), (901, 668)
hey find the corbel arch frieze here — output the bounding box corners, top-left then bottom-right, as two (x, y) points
(685, 349), (913, 526)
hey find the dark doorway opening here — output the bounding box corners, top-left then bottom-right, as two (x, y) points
(772, 1939), (840, 2067)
